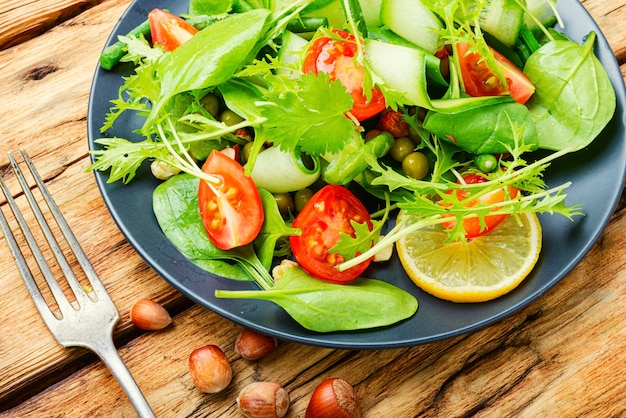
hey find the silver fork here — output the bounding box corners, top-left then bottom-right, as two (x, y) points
(0, 150), (155, 418)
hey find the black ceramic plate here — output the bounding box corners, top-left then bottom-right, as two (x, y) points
(88, 0), (626, 349)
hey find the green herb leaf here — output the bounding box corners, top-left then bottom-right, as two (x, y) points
(423, 101), (539, 154)
(258, 72), (356, 156)
(524, 32), (616, 151)
(215, 265), (418, 332)
(255, 189), (300, 269)
(145, 9), (271, 130)
(330, 218), (382, 260)
(89, 137), (164, 184)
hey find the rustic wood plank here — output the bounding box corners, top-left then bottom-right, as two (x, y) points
(0, 0), (105, 50)
(0, 0), (173, 408)
(2, 204), (624, 416)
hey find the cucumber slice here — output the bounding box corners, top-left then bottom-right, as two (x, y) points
(277, 31), (308, 66)
(359, 0), (383, 27)
(464, 0), (525, 47)
(276, 31), (309, 77)
(380, 0), (442, 54)
(367, 28), (448, 90)
(364, 39), (432, 108)
(524, 0), (558, 32)
(248, 147), (321, 193)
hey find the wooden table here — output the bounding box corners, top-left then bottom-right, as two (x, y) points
(0, 0), (625, 416)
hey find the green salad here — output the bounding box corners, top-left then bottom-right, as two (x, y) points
(89, 0), (616, 332)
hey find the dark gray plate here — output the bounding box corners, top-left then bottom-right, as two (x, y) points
(88, 0), (626, 349)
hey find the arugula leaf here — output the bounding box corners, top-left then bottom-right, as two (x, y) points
(118, 35), (164, 65)
(340, 136), (585, 270)
(90, 137), (165, 184)
(215, 265), (418, 332)
(330, 218), (382, 260)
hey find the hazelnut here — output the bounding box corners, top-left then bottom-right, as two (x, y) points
(306, 378), (361, 418)
(188, 345), (232, 393)
(130, 299), (171, 330)
(235, 328), (278, 361)
(237, 381), (290, 418)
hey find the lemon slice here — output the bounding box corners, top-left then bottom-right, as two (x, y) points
(396, 211), (542, 303)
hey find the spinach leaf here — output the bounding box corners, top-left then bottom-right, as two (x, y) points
(145, 9), (271, 130)
(215, 265), (418, 332)
(188, 0), (231, 16)
(524, 32), (616, 151)
(152, 173), (251, 281)
(255, 189), (300, 270)
(423, 101), (539, 154)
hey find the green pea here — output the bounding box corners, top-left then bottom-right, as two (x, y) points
(242, 141), (264, 163)
(200, 93), (220, 118)
(294, 188), (314, 212)
(390, 137), (415, 162)
(274, 193), (295, 217)
(474, 154), (498, 173)
(402, 151), (429, 180)
(219, 109), (244, 126)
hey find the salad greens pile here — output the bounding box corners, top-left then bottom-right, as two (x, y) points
(89, 0), (616, 332)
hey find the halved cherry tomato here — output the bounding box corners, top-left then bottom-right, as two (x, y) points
(198, 150), (263, 250)
(456, 43), (535, 104)
(302, 30), (386, 121)
(442, 173), (519, 238)
(290, 185), (373, 283)
(148, 9), (198, 52)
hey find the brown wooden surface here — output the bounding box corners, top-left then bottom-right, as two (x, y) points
(0, 0), (625, 416)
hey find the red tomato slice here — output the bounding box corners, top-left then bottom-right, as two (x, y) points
(290, 185), (373, 283)
(442, 174), (519, 239)
(148, 9), (198, 52)
(198, 150), (264, 250)
(456, 43), (535, 104)
(303, 30), (386, 121)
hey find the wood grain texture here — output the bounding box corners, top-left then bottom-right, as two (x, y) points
(0, 0), (105, 50)
(0, 0), (625, 416)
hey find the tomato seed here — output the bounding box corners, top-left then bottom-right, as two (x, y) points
(206, 200), (218, 212)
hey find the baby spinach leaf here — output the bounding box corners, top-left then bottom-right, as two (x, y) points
(189, 0), (231, 16)
(152, 173), (251, 281)
(255, 189), (300, 270)
(423, 101), (539, 154)
(524, 32), (616, 151)
(145, 9), (271, 130)
(215, 265), (418, 332)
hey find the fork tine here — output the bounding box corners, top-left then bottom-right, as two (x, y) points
(8, 151), (93, 309)
(17, 150), (111, 300)
(0, 159), (73, 320)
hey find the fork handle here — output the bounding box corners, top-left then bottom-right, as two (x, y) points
(92, 339), (156, 418)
